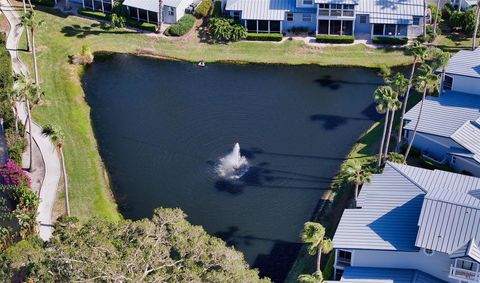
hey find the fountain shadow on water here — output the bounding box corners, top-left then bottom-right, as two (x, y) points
(214, 226), (302, 283)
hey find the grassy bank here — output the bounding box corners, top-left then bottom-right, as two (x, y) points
(15, 6), (415, 221)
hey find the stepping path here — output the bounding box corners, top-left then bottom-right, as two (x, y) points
(0, 0), (61, 240)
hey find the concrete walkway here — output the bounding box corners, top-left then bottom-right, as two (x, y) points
(1, 0), (61, 240)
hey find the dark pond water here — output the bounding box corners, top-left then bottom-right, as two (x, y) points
(83, 55), (382, 282)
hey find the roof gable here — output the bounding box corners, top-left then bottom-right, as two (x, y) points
(445, 48), (480, 79)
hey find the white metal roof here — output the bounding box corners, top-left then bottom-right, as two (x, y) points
(445, 48), (480, 79)
(335, 162), (480, 258)
(450, 238), (480, 262)
(403, 92), (480, 138)
(123, 0), (187, 11)
(451, 120), (480, 163)
(357, 0), (424, 24)
(226, 0), (318, 20)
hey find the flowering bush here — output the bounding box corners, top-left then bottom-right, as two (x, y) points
(0, 159), (30, 187)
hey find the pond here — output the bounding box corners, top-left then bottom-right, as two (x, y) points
(83, 55), (382, 282)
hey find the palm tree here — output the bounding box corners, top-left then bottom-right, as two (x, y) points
(403, 64), (440, 162)
(423, 0), (427, 37)
(396, 42), (428, 150)
(300, 222), (333, 273)
(298, 272), (324, 283)
(430, 49), (450, 93)
(433, 0), (441, 35)
(19, 11), (44, 85)
(5, 90), (22, 134)
(374, 86), (394, 167)
(21, 0), (31, 52)
(157, 0), (164, 33)
(343, 159), (372, 207)
(472, 0), (480, 50)
(42, 124), (70, 216)
(15, 74), (44, 171)
(383, 91), (402, 160)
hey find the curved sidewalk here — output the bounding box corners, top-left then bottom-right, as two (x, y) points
(1, 0), (61, 240)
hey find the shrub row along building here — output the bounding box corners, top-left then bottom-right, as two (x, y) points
(223, 0), (425, 38)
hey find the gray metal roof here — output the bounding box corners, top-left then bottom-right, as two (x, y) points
(451, 120), (480, 163)
(335, 162), (480, 257)
(403, 91), (480, 138)
(450, 238), (480, 262)
(123, 0), (188, 10)
(444, 48), (480, 79)
(334, 163), (425, 251)
(340, 267), (446, 283)
(357, 0), (424, 24)
(225, 0), (316, 20)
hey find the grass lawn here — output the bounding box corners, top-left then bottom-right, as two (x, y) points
(15, 5), (415, 221)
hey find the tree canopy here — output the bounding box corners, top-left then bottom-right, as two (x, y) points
(0, 208), (270, 283)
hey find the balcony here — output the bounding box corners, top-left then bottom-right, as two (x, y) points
(450, 267), (480, 282)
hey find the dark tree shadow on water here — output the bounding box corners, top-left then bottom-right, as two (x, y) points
(213, 226), (302, 283)
(314, 75), (380, 90)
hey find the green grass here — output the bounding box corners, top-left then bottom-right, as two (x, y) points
(16, 6), (413, 221)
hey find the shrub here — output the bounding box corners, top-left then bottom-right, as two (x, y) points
(72, 44), (94, 65)
(168, 14), (196, 36)
(0, 34), (13, 99)
(246, 33), (283, 41)
(0, 160), (30, 187)
(194, 0), (212, 18)
(31, 0), (55, 7)
(209, 18), (247, 41)
(315, 35), (354, 44)
(125, 18), (157, 32)
(109, 13), (127, 28)
(5, 129), (26, 165)
(372, 37), (408, 45)
(291, 27), (309, 35)
(211, 0), (222, 17)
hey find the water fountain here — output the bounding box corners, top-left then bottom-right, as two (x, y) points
(216, 143), (249, 179)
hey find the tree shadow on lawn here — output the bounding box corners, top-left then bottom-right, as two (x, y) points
(61, 23), (138, 38)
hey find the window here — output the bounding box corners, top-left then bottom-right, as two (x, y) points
(167, 7), (174, 16)
(413, 16), (421, 26)
(303, 13), (312, 22)
(373, 24), (384, 35)
(286, 13), (293, 21)
(343, 4), (354, 10)
(336, 250), (352, 267)
(452, 156), (457, 164)
(318, 4), (329, 8)
(330, 20), (342, 35)
(334, 269), (345, 280)
(303, 0), (313, 4)
(443, 75), (453, 90)
(359, 15), (368, 24)
(456, 259), (477, 271)
(232, 11), (240, 20)
(318, 20), (329, 34)
(270, 21), (281, 33)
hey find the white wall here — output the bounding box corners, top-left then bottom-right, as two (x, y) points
(407, 16), (424, 38)
(351, 249), (456, 282)
(405, 131), (461, 161)
(449, 74), (480, 95)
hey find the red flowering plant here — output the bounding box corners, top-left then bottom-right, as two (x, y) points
(0, 159), (31, 187)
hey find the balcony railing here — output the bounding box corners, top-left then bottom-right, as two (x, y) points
(318, 9), (354, 17)
(450, 267), (480, 281)
(336, 258), (351, 267)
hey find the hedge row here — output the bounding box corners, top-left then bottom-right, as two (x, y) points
(245, 33), (283, 42)
(31, 0), (55, 7)
(315, 35), (355, 44)
(77, 9), (157, 32)
(194, 0), (212, 18)
(0, 33), (13, 99)
(167, 14), (195, 36)
(372, 37), (408, 45)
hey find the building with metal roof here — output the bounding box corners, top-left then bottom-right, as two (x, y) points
(402, 89), (480, 177)
(224, 0), (425, 37)
(442, 48), (480, 95)
(331, 162), (480, 282)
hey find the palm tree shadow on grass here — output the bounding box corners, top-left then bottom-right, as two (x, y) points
(61, 23), (138, 38)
